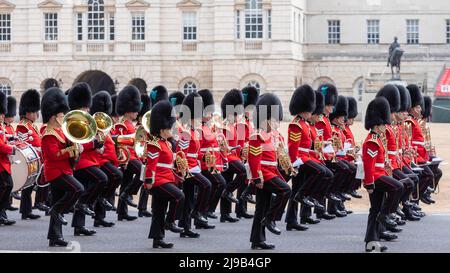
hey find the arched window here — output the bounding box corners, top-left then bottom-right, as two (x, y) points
(183, 81), (197, 95)
(246, 80), (261, 92)
(0, 80), (12, 96)
(87, 0), (105, 40)
(245, 0), (263, 39)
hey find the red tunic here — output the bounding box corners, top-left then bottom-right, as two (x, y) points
(41, 128), (73, 181)
(4, 123), (15, 138)
(385, 125), (400, 170)
(331, 124), (347, 160)
(405, 116), (427, 164)
(315, 115), (333, 160)
(113, 118), (137, 161)
(223, 120), (241, 162)
(343, 125), (356, 162)
(145, 138), (175, 187)
(248, 131), (283, 183)
(98, 134), (119, 167)
(40, 124), (47, 136)
(0, 124), (14, 174)
(362, 133), (388, 186)
(198, 124), (223, 172)
(288, 116), (314, 165)
(177, 128), (201, 169)
(16, 119), (42, 155)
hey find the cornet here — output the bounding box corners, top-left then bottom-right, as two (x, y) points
(93, 112), (113, 144)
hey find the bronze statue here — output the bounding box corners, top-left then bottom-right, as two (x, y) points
(387, 37), (404, 79)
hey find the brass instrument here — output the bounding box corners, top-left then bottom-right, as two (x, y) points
(134, 110), (152, 161)
(277, 138), (298, 177)
(313, 137), (326, 161)
(241, 142), (249, 162)
(204, 147), (218, 173)
(331, 132), (342, 163)
(380, 132), (393, 176)
(93, 112), (113, 143)
(175, 151), (192, 179)
(62, 110), (98, 144)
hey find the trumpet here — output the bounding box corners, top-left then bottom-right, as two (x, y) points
(175, 151), (192, 179)
(93, 112), (113, 144)
(277, 138), (298, 177)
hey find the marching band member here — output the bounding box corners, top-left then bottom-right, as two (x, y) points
(249, 93), (291, 250)
(219, 89), (247, 223)
(0, 92), (16, 226)
(197, 89), (226, 221)
(316, 84), (351, 218)
(90, 91), (123, 228)
(41, 87), (84, 246)
(4, 97), (18, 212)
(344, 97), (363, 199)
(144, 100), (185, 249)
(16, 89), (44, 220)
(329, 96), (356, 215)
(168, 91), (186, 150)
(376, 85), (414, 229)
(235, 86), (259, 219)
(137, 94), (153, 218)
(115, 85), (143, 221)
(178, 92), (214, 236)
(68, 83), (109, 236)
(363, 97), (404, 253)
(107, 94), (119, 210)
(405, 84), (435, 205)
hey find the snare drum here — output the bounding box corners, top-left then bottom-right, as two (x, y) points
(11, 141), (41, 192)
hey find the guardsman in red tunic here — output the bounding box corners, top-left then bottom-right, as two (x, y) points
(16, 89), (46, 220)
(0, 92), (16, 226)
(235, 86), (259, 219)
(89, 91), (123, 228)
(143, 101), (184, 249)
(197, 89), (227, 220)
(137, 94), (153, 218)
(67, 83), (108, 236)
(406, 84), (436, 205)
(41, 87), (84, 247)
(421, 95), (443, 199)
(114, 85), (143, 221)
(344, 97), (363, 199)
(249, 93), (291, 250)
(285, 85), (331, 230)
(363, 97), (404, 253)
(376, 85), (417, 228)
(177, 92), (214, 236)
(219, 89), (247, 223)
(4, 96), (19, 212)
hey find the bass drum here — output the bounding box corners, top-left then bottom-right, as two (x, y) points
(11, 141), (42, 193)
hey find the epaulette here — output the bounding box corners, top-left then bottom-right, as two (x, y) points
(147, 136), (161, 150)
(250, 131), (264, 142)
(43, 128), (66, 144)
(289, 116), (302, 129)
(367, 133), (380, 146)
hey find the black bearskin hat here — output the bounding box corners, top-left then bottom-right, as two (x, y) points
(289, 85), (315, 115)
(197, 89), (214, 115)
(150, 85), (169, 105)
(181, 92), (203, 121)
(150, 101), (176, 136)
(68, 82), (92, 110)
(19, 89), (40, 116)
(313, 91), (325, 115)
(139, 94), (152, 117)
(221, 89), (244, 118)
(396, 85), (410, 112)
(407, 84), (423, 108)
(90, 91), (112, 115)
(6, 96), (16, 118)
(116, 85), (141, 115)
(111, 94), (118, 117)
(347, 97), (358, 119)
(242, 86), (260, 108)
(329, 96), (348, 120)
(41, 87), (69, 123)
(168, 92), (185, 107)
(422, 96), (432, 119)
(318, 83), (338, 106)
(364, 97), (391, 130)
(0, 91), (6, 115)
(376, 84), (400, 113)
(254, 93), (283, 129)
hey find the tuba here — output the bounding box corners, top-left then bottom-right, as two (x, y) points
(93, 112), (113, 144)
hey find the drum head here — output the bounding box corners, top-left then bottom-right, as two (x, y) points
(11, 144), (41, 192)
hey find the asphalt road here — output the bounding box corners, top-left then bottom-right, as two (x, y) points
(1, 209), (449, 253)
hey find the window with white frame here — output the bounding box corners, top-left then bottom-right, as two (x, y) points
(446, 19), (450, 44)
(183, 81), (197, 95)
(76, 13), (83, 41)
(245, 0), (263, 39)
(0, 81), (11, 96)
(0, 13), (11, 42)
(87, 0), (105, 40)
(236, 10), (241, 39)
(109, 13), (115, 41)
(131, 12), (145, 41)
(247, 81), (261, 92)
(367, 19), (379, 44)
(406, 19), (419, 44)
(44, 13), (58, 41)
(267, 10), (272, 39)
(183, 12), (197, 41)
(328, 20), (340, 44)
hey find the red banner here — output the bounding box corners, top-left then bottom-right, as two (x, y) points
(436, 68), (450, 97)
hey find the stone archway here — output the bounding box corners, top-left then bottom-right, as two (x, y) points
(129, 78), (148, 95)
(74, 70), (116, 95)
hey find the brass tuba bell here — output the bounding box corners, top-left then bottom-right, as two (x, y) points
(62, 110), (98, 144)
(93, 112), (113, 143)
